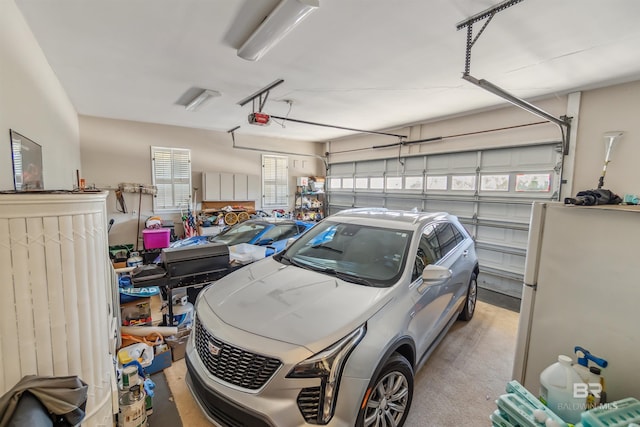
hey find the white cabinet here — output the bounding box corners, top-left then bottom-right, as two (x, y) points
(514, 203), (640, 402)
(220, 173), (234, 200)
(248, 174), (260, 201)
(202, 172), (260, 207)
(203, 172), (221, 200)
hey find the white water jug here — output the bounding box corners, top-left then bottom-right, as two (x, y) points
(539, 355), (585, 424)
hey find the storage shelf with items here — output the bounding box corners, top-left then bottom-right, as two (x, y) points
(294, 176), (326, 221)
(197, 200), (256, 235)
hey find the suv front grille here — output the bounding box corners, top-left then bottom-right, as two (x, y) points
(297, 386), (322, 423)
(194, 315), (281, 390)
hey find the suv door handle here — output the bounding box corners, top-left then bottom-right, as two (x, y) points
(462, 250), (469, 257)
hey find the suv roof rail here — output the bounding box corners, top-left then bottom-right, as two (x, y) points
(337, 207), (388, 214)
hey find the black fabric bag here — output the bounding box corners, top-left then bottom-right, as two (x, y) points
(564, 189), (622, 206)
(0, 376), (87, 427)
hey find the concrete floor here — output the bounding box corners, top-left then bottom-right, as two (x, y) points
(150, 299), (519, 427)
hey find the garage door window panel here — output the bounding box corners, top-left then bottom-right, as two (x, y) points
(405, 176), (424, 191)
(355, 177), (368, 189)
(369, 177), (384, 189)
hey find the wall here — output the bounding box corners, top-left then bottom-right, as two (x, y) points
(0, 0), (80, 191)
(79, 115), (325, 246)
(327, 97), (568, 164)
(573, 80), (640, 195)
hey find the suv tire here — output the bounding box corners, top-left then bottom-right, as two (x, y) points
(357, 353), (414, 427)
(458, 272), (477, 321)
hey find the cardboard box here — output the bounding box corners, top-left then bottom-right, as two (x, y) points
(112, 261), (127, 269)
(166, 329), (191, 361)
(145, 346), (172, 375)
(121, 298), (152, 326)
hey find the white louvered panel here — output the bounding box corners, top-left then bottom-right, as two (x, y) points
(28, 216), (55, 375)
(0, 192), (116, 426)
(0, 218), (19, 393)
(59, 213), (82, 378)
(73, 214), (96, 387)
(43, 215), (69, 376)
(85, 211), (110, 391)
(9, 218), (39, 376)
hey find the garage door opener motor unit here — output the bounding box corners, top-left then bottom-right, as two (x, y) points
(248, 112), (271, 126)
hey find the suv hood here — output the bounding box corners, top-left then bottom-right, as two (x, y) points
(201, 258), (392, 353)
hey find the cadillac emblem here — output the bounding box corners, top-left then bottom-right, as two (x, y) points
(208, 341), (221, 356)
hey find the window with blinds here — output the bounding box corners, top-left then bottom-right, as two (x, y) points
(151, 146), (192, 211)
(262, 155), (288, 207)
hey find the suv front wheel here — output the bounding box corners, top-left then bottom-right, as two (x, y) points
(357, 353), (414, 427)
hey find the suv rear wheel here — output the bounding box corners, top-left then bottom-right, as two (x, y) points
(358, 353), (414, 427)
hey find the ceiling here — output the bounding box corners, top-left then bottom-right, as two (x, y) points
(14, 0), (640, 143)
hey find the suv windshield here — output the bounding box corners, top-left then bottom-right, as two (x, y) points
(278, 220), (412, 287)
(211, 222), (268, 245)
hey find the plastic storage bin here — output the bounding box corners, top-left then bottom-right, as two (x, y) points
(491, 409), (517, 427)
(505, 380), (568, 426)
(142, 228), (170, 249)
(580, 397), (640, 427)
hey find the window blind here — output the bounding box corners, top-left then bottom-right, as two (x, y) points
(151, 146), (192, 211)
(262, 155), (288, 207)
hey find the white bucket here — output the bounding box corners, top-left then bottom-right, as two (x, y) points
(539, 355), (585, 424)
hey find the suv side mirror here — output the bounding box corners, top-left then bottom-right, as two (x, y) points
(256, 238), (275, 246)
(421, 265), (452, 286)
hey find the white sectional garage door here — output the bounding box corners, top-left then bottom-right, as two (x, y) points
(326, 142), (563, 299)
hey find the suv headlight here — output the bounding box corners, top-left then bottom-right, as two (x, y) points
(287, 324), (366, 424)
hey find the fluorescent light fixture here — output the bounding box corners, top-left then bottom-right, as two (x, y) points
(238, 0), (319, 61)
(185, 89), (221, 111)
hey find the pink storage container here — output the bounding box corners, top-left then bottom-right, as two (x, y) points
(142, 228), (170, 249)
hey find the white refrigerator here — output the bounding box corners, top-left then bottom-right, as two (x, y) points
(512, 202), (640, 402)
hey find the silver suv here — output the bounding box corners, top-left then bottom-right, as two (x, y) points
(186, 209), (479, 427)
